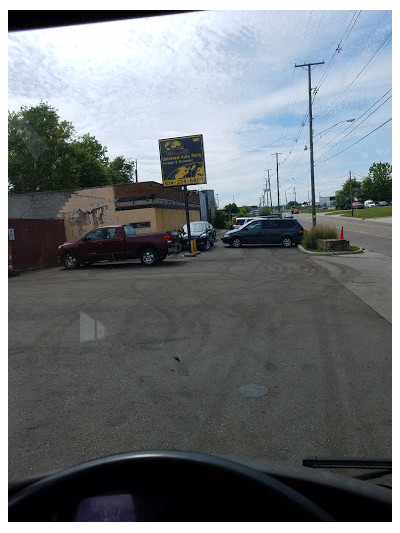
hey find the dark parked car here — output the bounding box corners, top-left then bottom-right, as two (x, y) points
(377, 201), (389, 206)
(180, 221), (216, 251)
(352, 202), (364, 209)
(221, 218), (304, 248)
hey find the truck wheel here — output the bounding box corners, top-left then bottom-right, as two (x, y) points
(140, 248), (159, 266)
(63, 252), (80, 269)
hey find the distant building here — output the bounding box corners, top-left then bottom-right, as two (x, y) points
(317, 195), (336, 207)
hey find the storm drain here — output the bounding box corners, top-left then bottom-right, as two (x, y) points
(238, 384), (268, 398)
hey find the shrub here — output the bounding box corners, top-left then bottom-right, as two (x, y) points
(213, 209), (229, 229)
(302, 224), (338, 250)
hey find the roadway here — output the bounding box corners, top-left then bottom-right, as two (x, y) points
(295, 212), (392, 257)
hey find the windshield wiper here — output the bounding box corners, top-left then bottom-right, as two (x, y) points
(303, 457), (391, 469)
(303, 457), (392, 484)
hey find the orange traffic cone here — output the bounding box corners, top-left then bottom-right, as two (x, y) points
(339, 227), (344, 240)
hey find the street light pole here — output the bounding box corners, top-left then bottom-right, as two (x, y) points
(314, 119), (355, 139)
(295, 61), (324, 227)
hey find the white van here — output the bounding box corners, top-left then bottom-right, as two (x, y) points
(231, 217), (255, 229)
(230, 215), (282, 230)
(364, 200), (376, 208)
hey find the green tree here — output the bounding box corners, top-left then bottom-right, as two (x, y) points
(237, 205), (252, 216)
(259, 207), (271, 215)
(9, 102), (136, 193)
(213, 209), (228, 228)
(69, 134), (111, 188)
(367, 162), (392, 201)
(359, 176), (374, 201)
(107, 156), (135, 185)
(224, 203), (239, 214)
(335, 177), (362, 208)
(8, 102), (75, 193)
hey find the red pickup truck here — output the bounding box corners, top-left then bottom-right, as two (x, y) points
(58, 225), (181, 268)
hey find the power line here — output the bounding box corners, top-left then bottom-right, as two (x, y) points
(314, 94), (392, 160)
(304, 11), (325, 61)
(313, 11), (354, 90)
(315, 30), (392, 123)
(315, 118), (392, 165)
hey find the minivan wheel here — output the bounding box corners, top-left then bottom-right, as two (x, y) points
(231, 237), (242, 248)
(281, 236), (293, 248)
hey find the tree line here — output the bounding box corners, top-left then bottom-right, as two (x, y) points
(8, 102), (135, 194)
(335, 162), (392, 208)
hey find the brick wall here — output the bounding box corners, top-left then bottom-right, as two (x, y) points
(114, 182), (200, 204)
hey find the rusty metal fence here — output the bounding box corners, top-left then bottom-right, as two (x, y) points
(8, 219), (66, 272)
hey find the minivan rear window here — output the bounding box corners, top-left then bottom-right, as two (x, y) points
(277, 220), (295, 227)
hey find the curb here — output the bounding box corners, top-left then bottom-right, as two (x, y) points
(298, 245), (364, 256)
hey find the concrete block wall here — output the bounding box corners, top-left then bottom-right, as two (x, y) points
(8, 190), (74, 219)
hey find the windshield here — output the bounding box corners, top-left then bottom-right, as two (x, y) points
(183, 222), (207, 233)
(8, 10), (392, 485)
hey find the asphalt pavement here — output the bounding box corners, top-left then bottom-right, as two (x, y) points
(301, 249), (392, 324)
(8, 236), (391, 482)
(294, 213), (392, 323)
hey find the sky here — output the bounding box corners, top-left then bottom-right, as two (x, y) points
(8, 4), (393, 208)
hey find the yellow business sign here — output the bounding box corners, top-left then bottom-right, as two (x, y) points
(159, 134), (207, 187)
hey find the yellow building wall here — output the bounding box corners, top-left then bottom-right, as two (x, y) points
(58, 187), (118, 241)
(115, 208), (158, 234)
(155, 208), (201, 232)
(56, 184), (201, 240)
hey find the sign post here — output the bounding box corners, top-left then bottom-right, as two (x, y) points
(159, 135), (206, 254)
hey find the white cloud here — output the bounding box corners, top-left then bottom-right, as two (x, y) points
(8, 9), (392, 206)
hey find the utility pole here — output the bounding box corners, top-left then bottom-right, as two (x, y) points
(271, 154), (282, 213)
(135, 159), (138, 183)
(294, 187), (297, 204)
(295, 61), (324, 226)
(265, 169), (272, 210)
(268, 174), (272, 210)
(349, 171), (354, 217)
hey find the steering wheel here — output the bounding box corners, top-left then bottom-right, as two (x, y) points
(9, 450), (333, 521)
